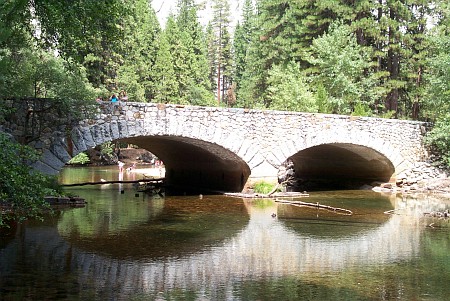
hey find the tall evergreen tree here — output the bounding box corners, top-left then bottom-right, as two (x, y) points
(233, 0), (256, 106)
(176, 0), (213, 105)
(206, 23), (218, 94)
(117, 0), (160, 102)
(422, 0), (450, 120)
(152, 32), (179, 103)
(210, 0), (233, 105)
(239, 0), (327, 107)
(164, 15), (191, 103)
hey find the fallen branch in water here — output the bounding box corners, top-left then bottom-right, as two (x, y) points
(225, 191), (309, 199)
(62, 178), (165, 187)
(275, 199), (353, 215)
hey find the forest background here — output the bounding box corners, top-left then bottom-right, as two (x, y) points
(0, 0), (449, 165)
(1, 0), (450, 226)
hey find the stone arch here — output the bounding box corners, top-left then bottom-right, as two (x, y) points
(69, 118), (254, 192)
(273, 128), (407, 190)
(121, 135), (251, 192)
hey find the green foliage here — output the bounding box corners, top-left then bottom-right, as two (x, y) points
(209, 0), (233, 105)
(307, 21), (378, 115)
(422, 28), (450, 120)
(116, 0), (160, 102)
(380, 110), (397, 119)
(0, 44), (97, 100)
(100, 142), (115, 157)
(33, 0), (126, 90)
(352, 102), (373, 117)
(0, 132), (62, 227)
(315, 83), (332, 114)
(187, 86), (216, 106)
(253, 181), (276, 194)
(68, 152), (90, 165)
(266, 61), (317, 112)
(233, 0), (256, 102)
(152, 30), (179, 103)
(425, 113), (450, 167)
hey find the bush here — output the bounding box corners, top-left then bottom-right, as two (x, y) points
(0, 132), (61, 227)
(253, 181), (276, 194)
(68, 152), (90, 165)
(425, 113), (450, 168)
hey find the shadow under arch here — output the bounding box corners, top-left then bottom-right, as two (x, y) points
(120, 135), (251, 193)
(286, 143), (395, 190)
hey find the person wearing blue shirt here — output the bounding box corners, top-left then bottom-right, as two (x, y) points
(110, 94), (119, 103)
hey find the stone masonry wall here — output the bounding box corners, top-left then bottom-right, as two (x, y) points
(2, 101), (431, 180)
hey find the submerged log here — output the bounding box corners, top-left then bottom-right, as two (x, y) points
(275, 199), (353, 215)
(44, 196), (86, 207)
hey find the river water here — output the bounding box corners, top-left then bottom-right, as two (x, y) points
(1, 166), (449, 300)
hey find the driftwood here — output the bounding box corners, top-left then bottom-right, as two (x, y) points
(62, 178), (165, 187)
(275, 199), (353, 215)
(225, 191), (309, 199)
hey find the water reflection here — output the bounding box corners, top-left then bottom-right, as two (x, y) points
(0, 166), (449, 300)
(54, 193), (445, 299)
(57, 191), (250, 259)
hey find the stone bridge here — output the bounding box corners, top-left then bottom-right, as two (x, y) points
(10, 102), (429, 192)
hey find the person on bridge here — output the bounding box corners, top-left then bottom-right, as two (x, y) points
(120, 90), (128, 102)
(110, 94), (119, 104)
(110, 94), (120, 112)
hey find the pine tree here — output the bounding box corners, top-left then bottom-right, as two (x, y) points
(163, 15), (191, 103)
(206, 23), (218, 94)
(152, 32), (179, 103)
(307, 21), (378, 115)
(176, 0), (212, 105)
(210, 0), (233, 105)
(233, 0), (256, 105)
(117, 0), (160, 102)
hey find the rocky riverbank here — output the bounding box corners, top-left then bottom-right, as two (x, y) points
(373, 162), (450, 196)
(84, 147), (156, 166)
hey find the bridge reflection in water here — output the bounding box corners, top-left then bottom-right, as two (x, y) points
(136, 202), (416, 292)
(1, 193), (447, 299)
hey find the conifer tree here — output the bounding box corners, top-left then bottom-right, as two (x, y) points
(152, 32), (179, 103)
(163, 15), (191, 103)
(233, 0), (256, 105)
(307, 21), (378, 115)
(176, 0), (213, 105)
(210, 0), (233, 105)
(206, 23), (218, 94)
(117, 0), (160, 102)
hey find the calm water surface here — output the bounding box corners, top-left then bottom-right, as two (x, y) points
(1, 166), (449, 300)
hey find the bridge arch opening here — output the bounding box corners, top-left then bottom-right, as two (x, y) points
(119, 135), (251, 193)
(282, 143), (395, 191)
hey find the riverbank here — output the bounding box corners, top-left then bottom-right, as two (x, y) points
(373, 178), (450, 197)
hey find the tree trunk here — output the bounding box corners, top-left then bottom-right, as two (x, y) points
(386, 8), (399, 116)
(412, 67), (422, 119)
